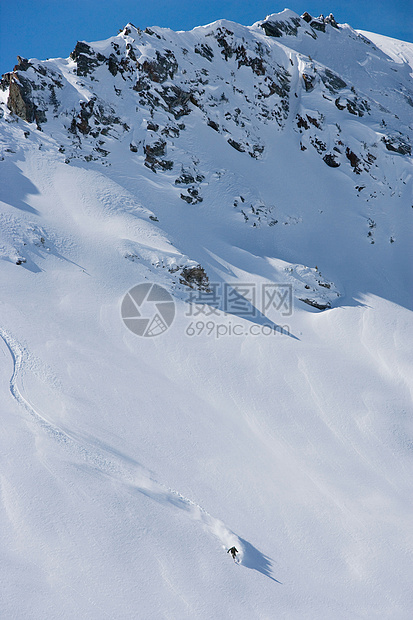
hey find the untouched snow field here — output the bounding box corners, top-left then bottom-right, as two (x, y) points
(0, 9), (412, 619)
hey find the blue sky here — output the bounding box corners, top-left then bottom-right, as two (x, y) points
(1, 1), (412, 75)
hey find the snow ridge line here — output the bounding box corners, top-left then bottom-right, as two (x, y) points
(0, 328), (239, 554)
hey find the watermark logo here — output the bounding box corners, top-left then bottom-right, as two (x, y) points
(121, 282), (293, 338)
(121, 283), (175, 337)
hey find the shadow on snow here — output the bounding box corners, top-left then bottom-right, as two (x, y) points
(238, 536), (282, 583)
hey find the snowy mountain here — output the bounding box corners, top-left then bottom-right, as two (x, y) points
(0, 9), (412, 619)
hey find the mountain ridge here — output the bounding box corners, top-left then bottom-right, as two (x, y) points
(1, 9), (412, 310)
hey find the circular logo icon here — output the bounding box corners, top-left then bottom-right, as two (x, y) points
(121, 283), (175, 337)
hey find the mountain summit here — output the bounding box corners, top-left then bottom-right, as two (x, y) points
(0, 9), (412, 619)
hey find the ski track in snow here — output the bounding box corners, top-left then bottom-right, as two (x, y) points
(0, 328), (248, 565)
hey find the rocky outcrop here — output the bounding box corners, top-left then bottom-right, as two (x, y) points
(261, 16), (302, 38)
(346, 148), (361, 173)
(320, 69), (346, 93)
(382, 136), (411, 155)
(323, 153), (340, 167)
(302, 12), (338, 32)
(13, 56), (32, 72)
(302, 73), (315, 92)
(137, 50), (178, 84)
(300, 298), (331, 310)
(179, 266), (210, 291)
(6, 74), (46, 125)
(7, 77), (36, 122)
(70, 41), (106, 76)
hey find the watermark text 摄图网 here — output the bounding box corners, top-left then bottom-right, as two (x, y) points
(185, 282), (293, 318)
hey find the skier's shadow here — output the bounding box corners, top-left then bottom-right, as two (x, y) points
(238, 537), (282, 584)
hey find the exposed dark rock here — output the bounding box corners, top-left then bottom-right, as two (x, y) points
(335, 95), (369, 117)
(382, 136), (411, 155)
(300, 298), (331, 310)
(179, 265), (210, 291)
(94, 146), (109, 157)
(297, 114), (310, 130)
(144, 139), (174, 171)
(214, 27), (235, 60)
(13, 56), (32, 72)
(126, 43), (136, 62)
(325, 14), (339, 28)
(76, 99), (95, 134)
(321, 69), (346, 92)
(346, 147), (361, 173)
(70, 41), (106, 77)
(0, 72), (11, 92)
(310, 17), (326, 33)
(161, 124), (180, 137)
(161, 85), (192, 118)
(7, 74), (46, 124)
(145, 139), (166, 158)
(310, 136), (327, 153)
(129, 143), (138, 152)
(108, 54), (119, 77)
(346, 99), (359, 115)
(175, 172), (195, 185)
(144, 27), (161, 39)
(235, 45), (266, 76)
(160, 160), (174, 170)
(194, 43), (214, 62)
(302, 73), (315, 92)
(68, 97), (126, 140)
(180, 187), (203, 204)
(137, 50), (178, 83)
(261, 16), (302, 38)
(147, 121), (159, 132)
(8, 78), (35, 122)
(207, 119), (219, 131)
(301, 12), (329, 33)
(249, 144), (264, 159)
(306, 114), (321, 128)
(323, 154), (340, 167)
(145, 157), (173, 172)
(348, 97), (370, 116)
(228, 138), (245, 152)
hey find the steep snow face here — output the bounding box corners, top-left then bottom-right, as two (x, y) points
(0, 9), (412, 620)
(357, 29), (413, 73)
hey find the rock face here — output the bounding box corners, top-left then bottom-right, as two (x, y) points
(8, 77), (36, 122)
(179, 266), (211, 291)
(70, 42), (106, 76)
(0, 9), (411, 305)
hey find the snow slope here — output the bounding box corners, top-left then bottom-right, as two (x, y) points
(357, 30), (413, 73)
(0, 9), (412, 619)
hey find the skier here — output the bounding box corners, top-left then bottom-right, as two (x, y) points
(227, 546), (238, 561)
